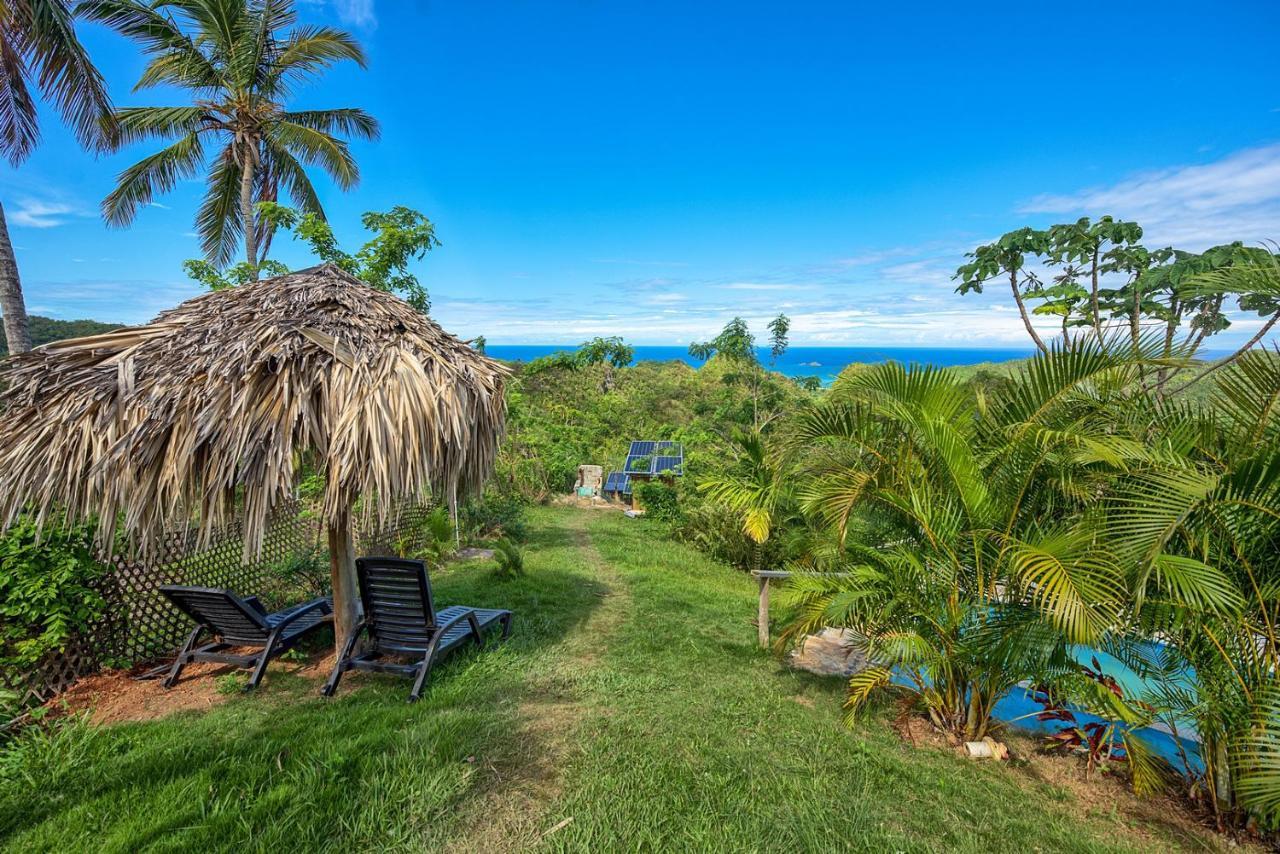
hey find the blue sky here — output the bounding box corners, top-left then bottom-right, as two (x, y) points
(4, 0), (1280, 346)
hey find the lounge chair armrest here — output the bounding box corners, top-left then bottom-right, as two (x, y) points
(272, 597), (333, 631)
(432, 608), (477, 636)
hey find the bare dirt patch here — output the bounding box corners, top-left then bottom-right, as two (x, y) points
(48, 649), (338, 726)
(51, 665), (233, 726)
(889, 714), (1254, 853)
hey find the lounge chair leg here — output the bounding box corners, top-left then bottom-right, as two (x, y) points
(246, 631), (282, 690)
(408, 650), (437, 702)
(322, 621), (366, 697)
(164, 626), (204, 688)
(501, 613), (513, 640)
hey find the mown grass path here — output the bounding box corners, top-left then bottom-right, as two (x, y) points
(0, 508), (1225, 852)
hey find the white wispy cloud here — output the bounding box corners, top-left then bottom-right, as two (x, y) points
(8, 199), (85, 228)
(27, 277), (204, 324)
(1020, 142), (1280, 249)
(297, 0), (375, 28)
(332, 0), (375, 29)
(716, 282), (813, 292)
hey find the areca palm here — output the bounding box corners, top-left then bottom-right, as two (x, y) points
(780, 340), (1277, 827)
(82, 0), (378, 271)
(0, 0), (113, 353)
(783, 344), (1197, 741)
(1105, 349), (1280, 828)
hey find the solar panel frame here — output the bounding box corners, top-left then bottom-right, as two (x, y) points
(652, 456), (683, 475)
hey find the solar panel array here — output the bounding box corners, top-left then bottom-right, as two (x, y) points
(603, 471), (630, 494)
(604, 441), (684, 500)
(623, 440), (684, 476)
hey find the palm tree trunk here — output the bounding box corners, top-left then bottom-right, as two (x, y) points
(1010, 269), (1048, 353)
(239, 148), (258, 277)
(0, 202), (32, 355)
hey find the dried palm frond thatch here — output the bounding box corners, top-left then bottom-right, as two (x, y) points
(0, 263), (508, 641)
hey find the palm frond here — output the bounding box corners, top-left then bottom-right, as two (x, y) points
(260, 135), (322, 213)
(111, 105), (208, 145)
(270, 25), (366, 90)
(842, 666), (893, 725)
(270, 120), (358, 188)
(1123, 732), (1175, 796)
(16, 0), (113, 150)
(77, 0), (222, 91)
(102, 132), (206, 227)
(195, 146), (242, 266)
(279, 107), (378, 141)
(1149, 554), (1244, 616)
(1003, 529), (1123, 644)
(1234, 685), (1280, 824)
(0, 31), (38, 165)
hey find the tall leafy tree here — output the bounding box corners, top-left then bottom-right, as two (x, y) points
(184, 202), (442, 311)
(1044, 216), (1144, 341)
(0, 0), (113, 353)
(83, 0), (378, 275)
(954, 227), (1051, 353)
(767, 312), (790, 366)
(574, 335), (633, 392)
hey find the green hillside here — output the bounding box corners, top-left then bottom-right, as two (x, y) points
(0, 316), (122, 356)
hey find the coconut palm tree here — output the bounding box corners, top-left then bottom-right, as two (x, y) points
(0, 0), (113, 353)
(82, 0), (378, 273)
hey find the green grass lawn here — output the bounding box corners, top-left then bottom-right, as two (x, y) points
(0, 508), (1223, 852)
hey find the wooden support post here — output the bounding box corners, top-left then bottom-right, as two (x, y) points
(757, 574), (770, 649)
(328, 511), (359, 649)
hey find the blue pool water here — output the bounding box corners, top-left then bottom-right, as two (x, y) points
(899, 641), (1203, 773)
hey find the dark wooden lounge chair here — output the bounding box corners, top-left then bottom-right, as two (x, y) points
(159, 585), (333, 690)
(321, 557), (513, 702)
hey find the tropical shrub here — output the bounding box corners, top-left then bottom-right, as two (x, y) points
(1100, 349), (1280, 828)
(492, 539), (525, 579)
(411, 507), (456, 564)
(0, 517), (107, 672)
(461, 490), (529, 542)
(635, 480), (681, 523)
(262, 544), (330, 608)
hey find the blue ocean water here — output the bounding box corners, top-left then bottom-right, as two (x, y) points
(485, 344), (1036, 384)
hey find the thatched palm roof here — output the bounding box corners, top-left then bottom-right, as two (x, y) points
(0, 263), (509, 559)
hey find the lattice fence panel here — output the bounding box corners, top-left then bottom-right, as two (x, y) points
(6, 496), (438, 716)
(356, 496), (440, 558)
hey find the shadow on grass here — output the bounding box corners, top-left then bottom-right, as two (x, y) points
(0, 551), (608, 845)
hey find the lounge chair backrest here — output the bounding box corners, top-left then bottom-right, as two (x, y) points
(160, 585), (271, 645)
(355, 557), (438, 651)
